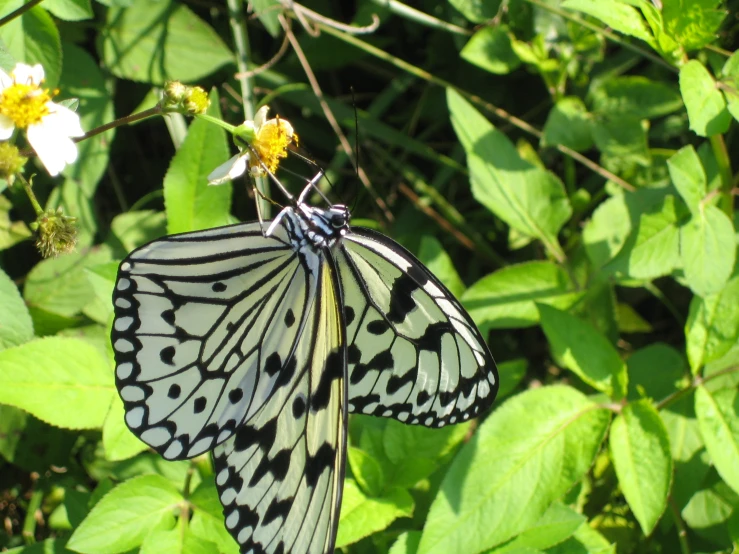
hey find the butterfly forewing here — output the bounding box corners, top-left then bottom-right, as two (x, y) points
(213, 254), (346, 554)
(112, 222), (317, 461)
(339, 228), (498, 427)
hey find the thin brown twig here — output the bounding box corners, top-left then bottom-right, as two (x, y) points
(398, 183), (475, 250)
(280, 0), (380, 37)
(278, 13), (394, 223)
(234, 32), (290, 79)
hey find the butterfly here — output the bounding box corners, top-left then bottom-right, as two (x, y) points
(111, 174), (499, 554)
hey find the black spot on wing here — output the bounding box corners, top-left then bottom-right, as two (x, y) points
(193, 396), (206, 413)
(263, 497), (292, 525)
(344, 306), (355, 325)
(388, 273), (420, 323)
(264, 352), (282, 376)
(284, 309), (295, 327)
(167, 384), (181, 399)
(416, 322), (453, 354)
(161, 309), (175, 325)
(212, 282), (227, 293)
(275, 355), (297, 388)
(350, 350), (393, 385)
(292, 395), (306, 418)
(366, 319), (389, 335)
(233, 418), (277, 452)
(228, 388), (243, 403)
(305, 442), (335, 488)
(348, 344), (361, 364)
(270, 449), (291, 481)
(311, 350), (343, 411)
(160, 346), (175, 365)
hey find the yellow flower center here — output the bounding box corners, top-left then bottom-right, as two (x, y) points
(252, 117), (298, 173)
(0, 83), (52, 128)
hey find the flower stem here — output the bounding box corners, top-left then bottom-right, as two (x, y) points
(17, 173), (43, 216)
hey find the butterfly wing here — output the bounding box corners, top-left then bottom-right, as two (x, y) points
(213, 254), (347, 554)
(338, 227), (498, 426)
(112, 221), (318, 460)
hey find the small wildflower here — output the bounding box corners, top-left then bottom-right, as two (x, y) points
(31, 206), (78, 258)
(208, 105), (297, 185)
(161, 81), (210, 115)
(0, 142), (27, 184)
(0, 63), (84, 176)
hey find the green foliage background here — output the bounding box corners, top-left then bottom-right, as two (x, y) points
(1, 0), (739, 553)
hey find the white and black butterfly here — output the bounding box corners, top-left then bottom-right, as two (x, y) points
(111, 177), (499, 554)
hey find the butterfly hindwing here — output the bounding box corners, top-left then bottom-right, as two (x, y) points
(112, 221), (317, 460)
(213, 253), (346, 554)
(338, 227), (498, 427)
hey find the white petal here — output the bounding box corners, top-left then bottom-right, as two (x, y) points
(207, 153), (248, 185)
(0, 115), (15, 139)
(0, 69), (12, 91)
(27, 122), (78, 176)
(253, 105), (269, 130)
(45, 103), (85, 137)
(12, 63), (44, 85)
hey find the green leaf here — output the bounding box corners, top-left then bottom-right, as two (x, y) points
(542, 97), (593, 151)
(0, 337), (113, 429)
(679, 60), (731, 136)
(390, 532), (421, 554)
(496, 358), (528, 398)
(102, 395), (148, 461)
(603, 194), (683, 281)
(44, 0), (93, 21)
(680, 204), (735, 297)
(695, 385), (739, 495)
(418, 386), (611, 554)
(24, 247), (112, 318)
(165, 89), (232, 234)
(627, 343), (686, 401)
(0, 267), (34, 350)
(545, 522), (615, 554)
(0, 194), (32, 250)
(610, 400), (672, 534)
(448, 89), (571, 259)
(101, 0), (233, 84)
(462, 261), (582, 332)
(108, 210), (167, 254)
(562, 0), (655, 46)
(447, 0), (502, 23)
(68, 475), (181, 554)
(616, 303), (653, 333)
(60, 43), (115, 196)
(685, 274), (739, 373)
(723, 51), (739, 121)
(538, 304), (628, 399)
(140, 529), (219, 554)
(582, 192), (632, 270)
(491, 502), (585, 552)
(668, 145), (706, 215)
(0, 3), (61, 88)
(417, 236), (465, 299)
(681, 467), (738, 544)
(662, 0), (727, 51)
(590, 76), (683, 120)
(591, 116), (650, 174)
(3, 539), (76, 553)
(189, 479), (239, 554)
(348, 446), (385, 497)
(461, 26), (520, 75)
(336, 480), (414, 549)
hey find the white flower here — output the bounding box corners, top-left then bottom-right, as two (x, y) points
(0, 63), (84, 176)
(208, 105), (297, 185)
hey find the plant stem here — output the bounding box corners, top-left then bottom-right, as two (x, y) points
(21, 488), (43, 544)
(668, 496), (691, 554)
(17, 173), (43, 216)
(368, 0), (471, 35)
(709, 134), (733, 218)
(0, 0), (44, 26)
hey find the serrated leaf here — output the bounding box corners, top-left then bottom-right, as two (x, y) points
(610, 400), (672, 534)
(102, 0), (232, 84)
(165, 89), (231, 234)
(418, 386), (611, 554)
(0, 267), (34, 350)
(679, 60), (731, 136)
(668, 145), (706, 216)
(603, 194), (683, 281)
(685, 275), (739, 373)
(695, 386), (739, 495)
(0, 337), (113, 429)
(538, 304), (628, 399)
(68, 475), (181, 554)
(562, 0), (655, 46)
(462, 261), (582, 332)
(663, 0), (726, 51)
(448, 89), (571, 259)
(680, 204), (735, 297)
(336, 480), (414, 549)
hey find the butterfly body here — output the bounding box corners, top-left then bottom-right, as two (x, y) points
(112, 195), (498, 553)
